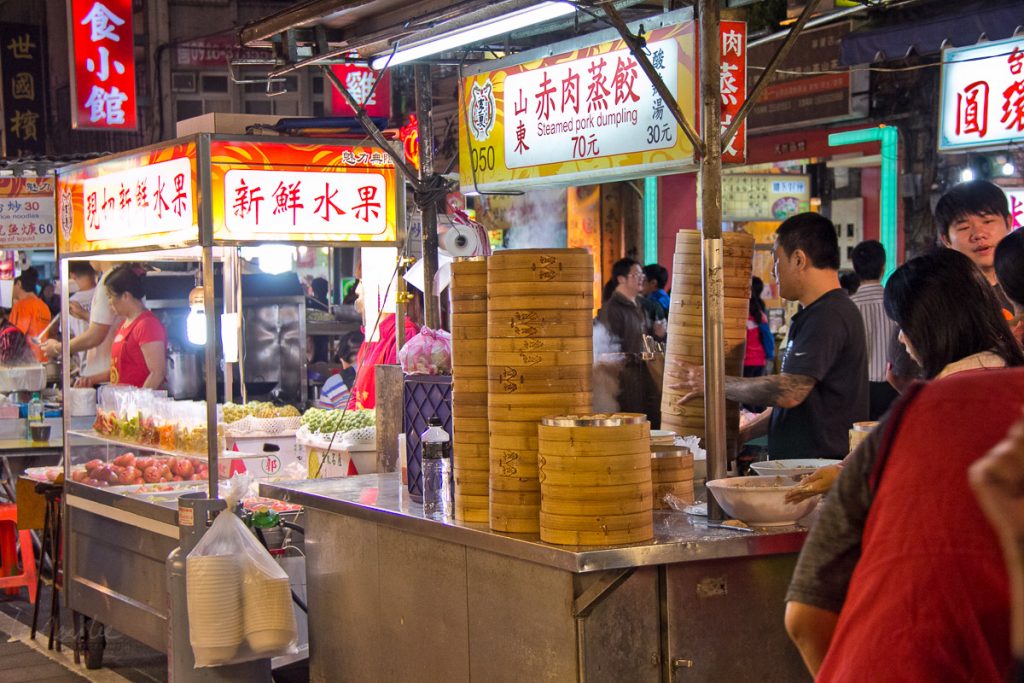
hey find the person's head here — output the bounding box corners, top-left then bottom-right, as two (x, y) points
(69, 261), (97, 292)
(40, 281), (54, 298)
(995, 229), (1024, 312)
(641, 264), (667, 296)
(311, 277), (329, 303)
(839, 270), (861, 295)
(104, 263), (147, 317)
(935, 180), (1011, 282)
(851, 240), (886, 281)
(12, 267), (39, 300)
(749, 276), (766, 318)
(884, 248), (1023, 379)
(772, 213), (840, 303)
(609, 258), (643, 302)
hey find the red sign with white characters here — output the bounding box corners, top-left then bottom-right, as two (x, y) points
(719, 21), (746, 164)
(329, 65), (391, 119)
(68, 0), (137, 130)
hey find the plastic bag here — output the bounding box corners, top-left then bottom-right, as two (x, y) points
(398, 327), (452, 375)
(186, 476), (298, 667)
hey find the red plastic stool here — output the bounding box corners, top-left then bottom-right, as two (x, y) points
(0, 502), (37, 603)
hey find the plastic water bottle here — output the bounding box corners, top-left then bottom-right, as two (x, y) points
(420, 416), (452, 520)
(26, 392), (43, 438)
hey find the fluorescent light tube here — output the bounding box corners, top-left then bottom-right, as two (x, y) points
(371, 2), (575, 70)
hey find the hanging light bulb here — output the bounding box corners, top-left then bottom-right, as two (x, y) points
(1003, 161), (1015, 176)
(186, 286), (206, 345)
(256, 245), (294, 275)
(960, 167), (974, 182)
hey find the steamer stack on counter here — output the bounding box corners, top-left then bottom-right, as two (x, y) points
(661, 230), (755, 457)
(486, 249), (594, 533)
(450, 257), (490, 523)
(537, 414), (654, 546)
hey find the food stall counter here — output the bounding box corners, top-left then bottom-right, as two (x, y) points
(260, 473), (812, 682)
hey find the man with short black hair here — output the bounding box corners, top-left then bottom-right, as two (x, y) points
(850, 240), (898, 419)
(935, 179), (1014, 312)
(672, 213), (869, 459)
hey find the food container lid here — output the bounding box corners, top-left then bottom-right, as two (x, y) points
(541, 412), (648, 427)
(651, 444), (689, 456)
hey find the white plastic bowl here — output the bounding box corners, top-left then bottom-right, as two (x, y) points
(706, 476), (819, 527)
(749, 459), (836, 480)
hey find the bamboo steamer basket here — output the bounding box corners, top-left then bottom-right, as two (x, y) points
(651, 446), (695, 508)
(451, 311), (488, 326)
(450, 326), (487, 342)
(661, 230), (754, 452)
(487, 249), (595, 533)
(451, 298), (488, 313)
(537, 414), (653, 546)
(454, 364), (489, 379)
(452, 404), (488, 419)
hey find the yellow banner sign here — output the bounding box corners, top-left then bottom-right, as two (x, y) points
(459, 21), (697, 192)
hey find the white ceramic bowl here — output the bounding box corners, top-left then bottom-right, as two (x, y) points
(706, 476), (819, 527)
(749, 459), (836, 480)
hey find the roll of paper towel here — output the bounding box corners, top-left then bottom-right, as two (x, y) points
(67, 387), (96, 417)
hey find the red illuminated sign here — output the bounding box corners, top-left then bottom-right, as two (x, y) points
(329, 64), (391, 119)
(719, 20), (746, 164)
(68, 0), (137, 130)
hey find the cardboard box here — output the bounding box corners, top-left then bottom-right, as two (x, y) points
(175, 113), (303, 137)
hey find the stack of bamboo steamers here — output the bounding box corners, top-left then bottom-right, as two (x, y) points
(450, 258), (490, 523)
(486, 249), (593, 534)
(661, 230), (755, 457)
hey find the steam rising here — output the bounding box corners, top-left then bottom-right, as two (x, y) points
(504, 188), (568, 249)
(592, 321), (622, 413)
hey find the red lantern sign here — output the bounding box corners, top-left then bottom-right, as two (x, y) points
(400, 115), (420, 173)
(68, 0), (137, 130)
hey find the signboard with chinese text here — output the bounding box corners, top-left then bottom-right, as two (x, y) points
(57, 141), (199, 253)
(458, 21), (698, 192)
(722, 174), (810, 221)
(174, 35), (266, 69)
(747, 22), (865, 131)
(68, 0), (137, 130)
(1006, 187), (1024, 230)
(719, 21), (747, 164)
(329, 65), (391, 119)
(209, 140), (398, 244)
(939, 36), (1024, 151)
(0, 24), (46, 157)
(0, 177), (55, 249)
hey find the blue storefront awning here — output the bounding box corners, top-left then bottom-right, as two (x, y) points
(840, 0), (1024, 65)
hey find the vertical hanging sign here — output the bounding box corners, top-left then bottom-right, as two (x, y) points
(68, 0), (137, 130)
(719, 20), (746, 164)
(0, 24), (47, 157)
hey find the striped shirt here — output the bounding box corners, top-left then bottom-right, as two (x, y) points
(850, 283), (896, 382)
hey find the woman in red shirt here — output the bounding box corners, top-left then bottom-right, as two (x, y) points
(80, 264), (167, 389)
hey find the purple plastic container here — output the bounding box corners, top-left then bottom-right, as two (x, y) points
(403, 374), (453, 502)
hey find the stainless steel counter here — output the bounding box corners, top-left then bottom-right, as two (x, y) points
(261, 473), (806, 574)
(262, 473), (811, 681)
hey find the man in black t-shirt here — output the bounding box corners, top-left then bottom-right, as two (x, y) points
(671, 213), (869, 459)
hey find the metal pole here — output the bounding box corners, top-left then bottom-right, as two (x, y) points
(721, 0), (823, 149)
(202, 245), (219, 499)
(223, 248), (238, 403)
(699, 0), (726, 520)
(599, 2), (705, 157)
(415, 63), (441, 330)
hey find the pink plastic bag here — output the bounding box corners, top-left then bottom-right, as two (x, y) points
(398, 327), (452, 375)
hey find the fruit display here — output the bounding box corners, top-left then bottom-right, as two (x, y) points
(301, 407), (375, 435)
(70, 452), (209, 487)
(222, 401), (301, 423)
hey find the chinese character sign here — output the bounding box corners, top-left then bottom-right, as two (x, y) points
(329, 65), (391, 119)
(719, 21), (746, 164)
(722, 174), (810, 221)
(940, 36), (1024, 150)
(79, 157), (194, 241)
(0, 23), (47, 157)
(1006, 188), (1024, 230)
(223, 170), (388, 236)
(0, 177), (55, 248)
(459, 20), (698, 192)
(68, 0), (137, 130)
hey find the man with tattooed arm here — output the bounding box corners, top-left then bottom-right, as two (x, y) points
(672, 213), (869, 459)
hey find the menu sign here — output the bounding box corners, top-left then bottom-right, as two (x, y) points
(722, 174), (810, 221)
(459, 20), (698, 192)
(0, 23), (46, 157)
(68, 0), (138, 130)
(939, 36), (1024, 151)
(0, 177), (55, 248)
